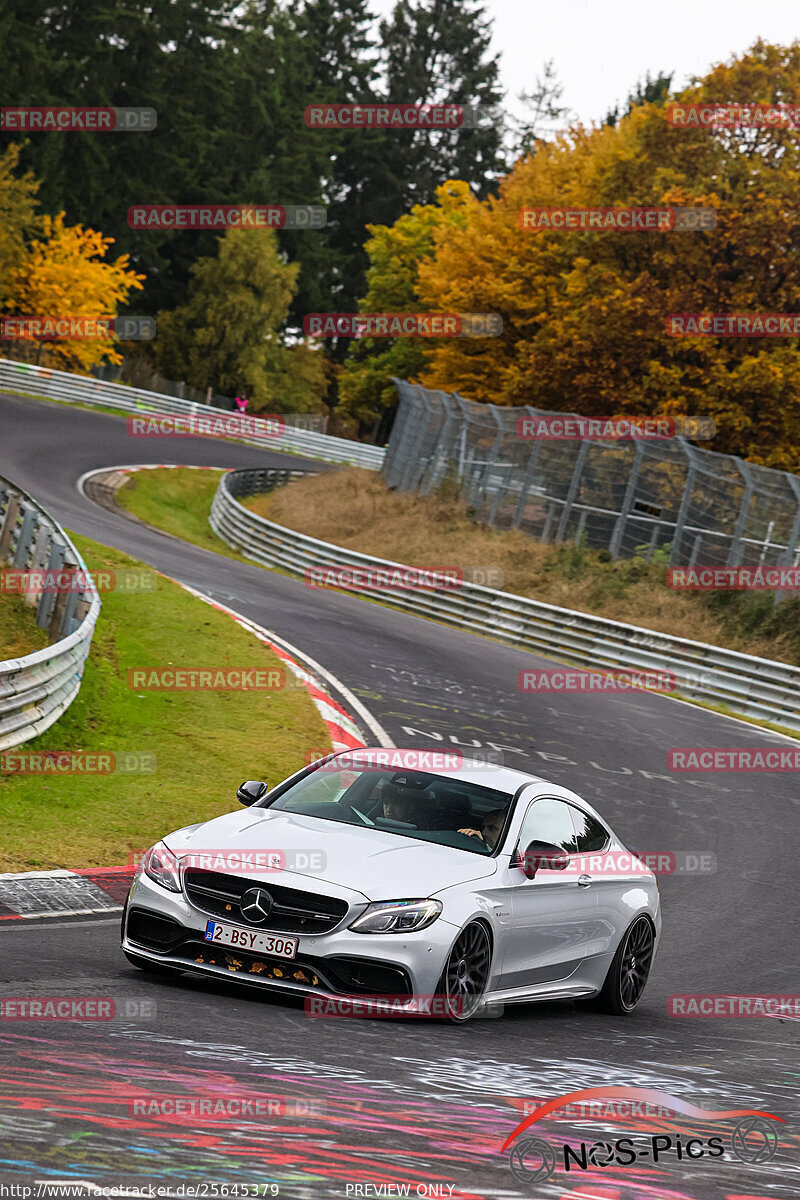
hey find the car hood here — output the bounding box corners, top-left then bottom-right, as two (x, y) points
(164, 808), (497, 901)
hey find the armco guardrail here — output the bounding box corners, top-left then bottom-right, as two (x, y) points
(211, 468), (800, 732)
(0, 478), (100, 751)
(0, 358), (385, 469)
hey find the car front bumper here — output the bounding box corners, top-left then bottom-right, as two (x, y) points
(122, 871), (461, 1005)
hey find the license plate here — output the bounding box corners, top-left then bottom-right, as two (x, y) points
(204, 920), (298, 959)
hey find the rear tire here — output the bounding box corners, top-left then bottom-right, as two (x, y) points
(588, 915), (654, 1015)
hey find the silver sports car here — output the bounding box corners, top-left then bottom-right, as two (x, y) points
(121, 750), (661, 1021)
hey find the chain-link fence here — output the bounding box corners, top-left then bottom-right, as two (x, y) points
(384, 380), (800, 581)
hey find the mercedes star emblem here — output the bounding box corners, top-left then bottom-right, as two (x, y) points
(240, 887), (273, 925)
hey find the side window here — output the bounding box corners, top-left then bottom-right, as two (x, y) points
(516, 798), (577, 855)
(570, 805), (609, 853)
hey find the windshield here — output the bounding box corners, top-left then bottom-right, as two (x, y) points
(265, 767), (512, 854)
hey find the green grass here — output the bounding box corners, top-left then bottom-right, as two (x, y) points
(115, 468), (246, 560)
(0, 534), (330, 871)
(0, 593), (50, 661)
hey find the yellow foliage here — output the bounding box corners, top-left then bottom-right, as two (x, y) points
(7, 213), (144, 372)
(414, 42), (800, 471)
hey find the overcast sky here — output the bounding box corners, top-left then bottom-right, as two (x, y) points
(368, 0), (799, 127)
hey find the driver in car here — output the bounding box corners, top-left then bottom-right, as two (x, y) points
(379, 781), (420, 825)
(458, 808), (505, 849)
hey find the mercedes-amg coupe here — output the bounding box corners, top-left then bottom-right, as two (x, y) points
(121, 750), (661, 1021)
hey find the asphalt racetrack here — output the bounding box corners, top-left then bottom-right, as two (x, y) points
(0, 391), (797, 1200)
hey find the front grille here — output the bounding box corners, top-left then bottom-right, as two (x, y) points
(183, 869), (349, 934)
(127, 908), (188, 952)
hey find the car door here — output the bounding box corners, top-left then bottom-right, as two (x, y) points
(569, 804), (650, 959)
(494, 796), (599, 991)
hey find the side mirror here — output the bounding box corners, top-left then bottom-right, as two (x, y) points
(520, 840), (569, 879)
(237, 780), (268, 807)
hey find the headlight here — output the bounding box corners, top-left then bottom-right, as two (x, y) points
(349, 899), (442, 934)
(143, 842), (181, 893)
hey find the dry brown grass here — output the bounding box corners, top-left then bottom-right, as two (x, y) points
(245, 469), (800, 664)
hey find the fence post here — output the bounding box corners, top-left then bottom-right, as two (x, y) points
(485, 405), (509, 523)
(0, 495), (21, 559)
(609, 443), (645, 558)
(36, 542), (66, 630)
(396, 386), (428, 492)
(726, 461), (754, 567)
(512, 409), (542, 529)
(668, 443), (697, 566)
(421, 392), (456, 494)
(555, 441), (590, 543)
(776, 475), (800, 602)
(13, 506), (37, 568)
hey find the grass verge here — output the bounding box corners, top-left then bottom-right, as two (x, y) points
(113, 465), (800, 737)
(0, 594), (50, 661)
(115, 468), (243, 560)
(0, 534), (330, 871)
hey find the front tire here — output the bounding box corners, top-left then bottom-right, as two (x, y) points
(590, 915), (654, 1014)
(436, 921), (492, 1022)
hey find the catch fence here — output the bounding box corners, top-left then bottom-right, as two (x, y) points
(385, 381), (800, 585)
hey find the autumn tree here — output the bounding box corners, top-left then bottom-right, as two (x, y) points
(6, 213), (144, 371)
(0, 144), (41, 309)
(414, 40), (800, 471)
(155, 226), (325, 413)
(338, 180), (473, 438)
